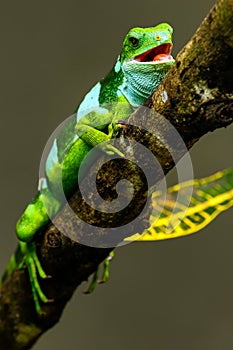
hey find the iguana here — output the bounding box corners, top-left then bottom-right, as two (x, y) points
(1, 23), (174, 314)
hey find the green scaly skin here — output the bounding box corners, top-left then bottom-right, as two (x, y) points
(1, 23), (175, 314)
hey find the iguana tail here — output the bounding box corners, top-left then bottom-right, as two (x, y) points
(0, 244), (23, 287)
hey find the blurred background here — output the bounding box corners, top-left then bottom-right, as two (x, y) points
(1, 0), (233, 349)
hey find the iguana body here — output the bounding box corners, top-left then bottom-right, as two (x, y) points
(2, 23), (174, 313)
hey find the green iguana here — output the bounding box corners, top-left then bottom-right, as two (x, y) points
(1, 23), (174, 314)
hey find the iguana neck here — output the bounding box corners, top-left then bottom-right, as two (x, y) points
(120, 60), (173, 107)
(99, 56), (173, 108)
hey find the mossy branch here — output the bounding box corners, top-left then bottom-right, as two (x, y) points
(0, 0), (233, 348)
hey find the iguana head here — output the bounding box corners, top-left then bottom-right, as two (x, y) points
(120, 23), (174, 65)
(118, 23), (175, 106)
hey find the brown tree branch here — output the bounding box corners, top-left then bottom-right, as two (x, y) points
(0, 0), (233, 348)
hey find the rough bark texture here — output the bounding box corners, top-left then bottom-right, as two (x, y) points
(1, 0), (233, 348)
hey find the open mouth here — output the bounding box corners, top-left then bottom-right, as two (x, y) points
(134, 43), (173, 64)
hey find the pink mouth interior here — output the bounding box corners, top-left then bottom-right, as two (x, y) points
(134, 43), (173, 63)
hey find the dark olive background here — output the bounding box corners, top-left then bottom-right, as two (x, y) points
(1, 0), (233, 349)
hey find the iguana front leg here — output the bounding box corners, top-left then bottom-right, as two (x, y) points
(75, 122), (124, 157)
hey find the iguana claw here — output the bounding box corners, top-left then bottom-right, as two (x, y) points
(19, 241), (53, 314)
(84, 252), (114, 294)
(99, 251), (114, 283)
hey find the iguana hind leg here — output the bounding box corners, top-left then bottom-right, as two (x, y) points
(19, 241), (53, 314)
(99, 251), (114, 284)
(84, 252), (115, 294)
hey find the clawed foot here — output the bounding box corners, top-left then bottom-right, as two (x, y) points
(84, 252), (114, 294)
(99, 251), (114, 284)
(19, 242), (53, 314)
(98, 142), (124, 157)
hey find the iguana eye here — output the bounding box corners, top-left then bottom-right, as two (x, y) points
(129, 37), (139, 46)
